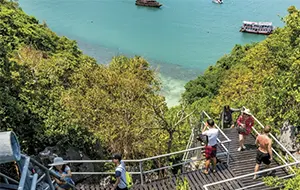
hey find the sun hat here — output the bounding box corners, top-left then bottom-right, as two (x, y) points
(49, 157), (66, 166)
(242, 108), (251, 115)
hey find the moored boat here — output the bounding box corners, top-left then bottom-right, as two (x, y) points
(135, 0), (162, 8)
(240, 21), (274, 35)
(212, 0), (223, 4)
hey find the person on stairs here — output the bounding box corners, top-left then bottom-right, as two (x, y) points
(202, 119), (219, 174)
(49, 157), (75, 190)
(253, 126), (273, 179)
(111, 154), (128, 190)
(220, 105), (240, 128)
(236, 109), (254, 151)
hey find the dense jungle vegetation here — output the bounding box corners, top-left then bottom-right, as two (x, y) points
(0, 1), (191, 160)
(0, 0), (299, 187)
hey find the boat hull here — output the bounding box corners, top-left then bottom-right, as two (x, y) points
(240, 29), (272, 35)
(212, 0), (223, 4)
(135, 2), (162, 8)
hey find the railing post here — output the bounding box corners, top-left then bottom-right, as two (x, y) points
(30, 173), (38, 190)
(18, 156), (30, 190)
(201, 111), (204, 128)
(226, 141), (230, 165)
(4, 177), (9, 184)
(139, 161), (144, 185)
(45, 171), (55, 190)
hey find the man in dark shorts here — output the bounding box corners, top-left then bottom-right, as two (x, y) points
(253, 126), (273, 179)
(202, 119), (219, 174)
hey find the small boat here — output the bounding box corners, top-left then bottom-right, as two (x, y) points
(212, 0), (223, 4)
(135, 0), (162, 8)
(240, 21), (274, 35)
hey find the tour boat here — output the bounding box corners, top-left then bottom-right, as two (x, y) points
(212, 0), (223, 4)
(240, 21), (274, 35)
(135, 0), (162, 8)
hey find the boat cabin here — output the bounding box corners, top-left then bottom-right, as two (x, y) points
(240, 21), (274, 35)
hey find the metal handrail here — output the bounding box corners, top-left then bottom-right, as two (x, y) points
(18, 156), (30, 190)
(69, 157), (205, 176)
(202, 110), (231, 142)
(201, 121), (230, 152)
(203, 161), (300, 190)
(235, 174), (295, 190)
(251, 127), (295, 174)
(28, 155), (76, 190)
(182, 110), (232, 164)
(242, 106), (298, 162)
(66, 145), (206, 185)
(66, 145), (206, 164)
(64, 111), (232, 185)
(66, 141), (230, 165)
(203, 107), (298, 190)
(202, 110), (232, 164)
(182, 127), (195, 161)
(30, 173), (38, 190)
(0, 172), (19, 184)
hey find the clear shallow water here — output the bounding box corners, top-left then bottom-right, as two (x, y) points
(18, 0), (300, 106)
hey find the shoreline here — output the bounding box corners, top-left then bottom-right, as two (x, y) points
(76, 38), (203, 107)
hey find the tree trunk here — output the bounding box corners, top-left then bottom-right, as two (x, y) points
(167, 131), (174, 153)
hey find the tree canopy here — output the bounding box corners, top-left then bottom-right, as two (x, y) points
(183, 6), (300, 131)
(0, 1), (190, 160)
(182, 6), (300, 187)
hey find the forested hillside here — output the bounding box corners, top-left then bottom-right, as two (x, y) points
(183, 8), (300, 187)
(183, 6), (300, 137)
(0, 1), (191, 159)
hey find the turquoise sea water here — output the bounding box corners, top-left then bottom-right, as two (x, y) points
(18, 0), (300, 106)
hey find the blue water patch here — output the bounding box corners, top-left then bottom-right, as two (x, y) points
(18, 0), (300, 106)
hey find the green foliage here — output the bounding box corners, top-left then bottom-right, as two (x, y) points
(181, 6), (300, 187)
(264, 168), (300, 189)
(176, 177), (190, 190)
(182, 44), (254, 105)
(0, 0), (191, 161)
(62, 55), (169, 158)
(183, 6), (300, 132)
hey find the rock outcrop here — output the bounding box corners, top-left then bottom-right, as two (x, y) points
(279, 120), (300, 161)
(279, 120), (299, 152)
(38, 146), (95, 183)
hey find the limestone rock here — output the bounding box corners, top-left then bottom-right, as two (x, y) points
(279, 120), (298, 152)
(38, 146), (94, 183)
(292, 151), (300, 161)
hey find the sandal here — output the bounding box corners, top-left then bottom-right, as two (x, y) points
(203, 170), (209, 175)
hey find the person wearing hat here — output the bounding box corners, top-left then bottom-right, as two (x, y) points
(111, 154), (128, 190)
(49, 157), (75, 190)
(236, 109), (254, 151)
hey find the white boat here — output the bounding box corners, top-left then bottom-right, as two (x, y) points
(212, 0), (223, 4)
(240, 21), (274, 35)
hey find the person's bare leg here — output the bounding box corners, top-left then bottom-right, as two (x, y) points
(242, 135), (246, 149)
(238, 134), (244, 150)
(265, 164), (272, 175)
(204, 159), (211, 174)
(212, 157), (217, 172)
(253, 163), (260, 179)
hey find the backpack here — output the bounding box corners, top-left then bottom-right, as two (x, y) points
(125, 171), (133, 189)
(119, 166), (133, 189)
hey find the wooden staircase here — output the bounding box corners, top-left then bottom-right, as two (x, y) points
(77, 128), (289, 190)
